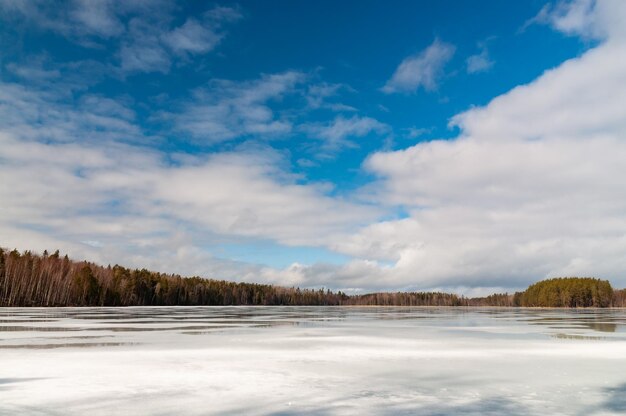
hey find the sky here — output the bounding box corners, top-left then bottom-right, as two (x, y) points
(1, 0), (626, 295)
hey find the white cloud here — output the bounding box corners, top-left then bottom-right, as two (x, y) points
(146, 147), (378, 246)
(161, 18), (223, 55)
(451, 43), (626, 142)
(0, 74), (382, 286)
(382, 39), (455, 94)
(306, 82), (357, 112)
(404, 126), (432, 139)
(0, 0), (169, 42)
(6, 60), (61, 81)
(69, 0), (125, 38)
(171, 71), (305, 143)
(0, 82), (142, 144)
(303, 115), (390, 156)
(0, 126), (381, 285)
(330, 0), (626, 290)
(0, 2), (241, 74)
(254, 259), (390, 290)
(118, 16), (173, 74)
(118, 6), (241, 74)
(204, 6), (243, 22)
(466, 44), (494, 74)
(4, 57), (111, 104)
(527, 0), (626, 41)
(156, 7), (242, 63)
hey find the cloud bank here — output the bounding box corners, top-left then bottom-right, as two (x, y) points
(382, 39), (455, 94)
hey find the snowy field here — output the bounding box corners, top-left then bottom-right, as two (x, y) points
(1, 307), (626, 415)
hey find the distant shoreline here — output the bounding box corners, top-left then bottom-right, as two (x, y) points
(3, 305), (626, 309)
(2, 248), (625, 308)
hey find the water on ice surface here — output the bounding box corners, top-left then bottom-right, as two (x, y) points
(1, 307), (626, 415)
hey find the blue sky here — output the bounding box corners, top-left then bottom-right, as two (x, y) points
(2, 0), (625, 294)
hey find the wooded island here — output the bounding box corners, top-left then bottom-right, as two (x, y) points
(1, 248), (625, 307)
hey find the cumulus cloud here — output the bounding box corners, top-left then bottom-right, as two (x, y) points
(119, 6), (241, 74)
(161, 18), (223, 55)
(0, 132), (376, 244)
(0, 1), (241, 74)
(466, 43), (494, 74)
(0, 0), (126, 40)
(329, 0), (626, 290)
(170, 71), (305, 143)
(69, 0), (126, 38)
(6, 60), (62, 82)
(4, 58), (108, 94)
(119, 17), (173, 74)
(0, 73), (381, 286)
(0, 1), (170, 42)
(382, 39), (455, 94)
(0, 82), (142, 144)
(305, 82), (357, 112)
(147, 148), (378, 245)
(303, 115), (390, 156)
(526, 0), (626, 41)
(0, 128), (382, 287)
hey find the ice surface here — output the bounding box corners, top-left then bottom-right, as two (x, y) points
(1, 307), (626, 415)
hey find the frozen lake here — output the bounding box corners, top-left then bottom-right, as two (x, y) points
(1, 307), (626, 415)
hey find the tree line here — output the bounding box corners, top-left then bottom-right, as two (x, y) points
(0, 249), (348, 307)
(516, 277), (615, 307)
(1, 248), (624, 307)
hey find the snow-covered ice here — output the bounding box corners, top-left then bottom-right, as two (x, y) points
(1, 307), (626, 415)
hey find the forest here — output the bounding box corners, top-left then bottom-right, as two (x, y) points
(517, 277), (616, 307)
(1, 248), (625, 307)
